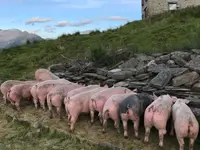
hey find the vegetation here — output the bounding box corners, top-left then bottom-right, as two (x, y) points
(1, 6), (200, 80)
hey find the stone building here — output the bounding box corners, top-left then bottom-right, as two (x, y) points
(142, 0), (200, 19)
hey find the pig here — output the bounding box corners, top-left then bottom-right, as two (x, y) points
(119, 93), (154, 139)
(65, 86), (108, 132)
(64, 84), (106, 118)
(89, 87), (135, 124)
(102, 92), (136, 134)
(1, 80), (37, 104)
(7, 81), (38, 111)
(66, 84), (101, 98)
(34, 79), (73, 110)
(144, 94), (175, 147)
(47, 84), (82, 119)
(170, 98), (199, 150)
(35, 68), (60, 81)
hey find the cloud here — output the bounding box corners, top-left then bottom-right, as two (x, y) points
(55, 20), (92, 27)
(25, 17), (52, 25)
(101, 16), (129, 21)
(55, 21), (69, 27)
(44, 25), (56, 33)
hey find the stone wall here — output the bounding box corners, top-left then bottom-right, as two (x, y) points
(142, 0), (200, 19)
(49, 49), (200, 116)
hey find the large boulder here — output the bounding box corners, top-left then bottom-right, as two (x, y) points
(185, 55), (200, 73)
(172, 71), (199, 87)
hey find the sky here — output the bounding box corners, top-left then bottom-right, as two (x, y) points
(0, 0), (141, 39)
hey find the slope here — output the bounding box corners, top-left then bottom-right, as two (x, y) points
(0, 6), (200, 80)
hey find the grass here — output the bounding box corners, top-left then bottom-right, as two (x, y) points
(1, 6), (200, 81)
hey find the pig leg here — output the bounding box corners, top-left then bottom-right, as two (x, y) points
(177, 137), (184, 150)
(33, 98), (38, 109)
(144, 126), (152, 143)
(170, 118), (174, 136)
(158, 129), (166, 147)
(102, 111), (108, 133)
(56, 106), (62, 120)
(122, 119), (128, 138)
(98, 112), (103, 124)
(47, 102), (53, 119)
(90, 110), (95, 124)
(70, 114), (78, 132)
(189, 138), (195, 150)
(133, 118), (140, 139)
(114, 118), (120, 134)
(3, 95), (7, 104)
(39, 99), (46, 111)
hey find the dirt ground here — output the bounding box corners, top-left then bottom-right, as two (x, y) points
(0, 100), (199, 150)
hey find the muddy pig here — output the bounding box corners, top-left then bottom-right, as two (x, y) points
(65, 87), (108, 132)
(144, 94), (175, 147)
(7, 81), (38, 111)
(171, 98), (199, 150)
(89, 87), (136, 124)
(102, 92), (136, 134)
(35, 79), (73, 110)
(119, 93), (154, 139)
(35, 68), (60, 81)
(47, 84), (82, 119)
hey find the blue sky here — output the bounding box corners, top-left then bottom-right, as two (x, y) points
(0, 0), (141, 39)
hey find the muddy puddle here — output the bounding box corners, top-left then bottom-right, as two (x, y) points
(0, 101), (200, 150)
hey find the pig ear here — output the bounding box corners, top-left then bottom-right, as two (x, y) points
(171, 96), (177, 103)
(152, 92), (158, 100)
(133, 88), (137, 93)
(103, 84), (108, 88)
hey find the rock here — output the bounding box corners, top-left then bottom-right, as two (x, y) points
(187, 97), (200, 108)
(185, 55), (200, 73)
(170, 68), (189, 77)
(142, 85), (157, 92)
(104, 79), (116, 87)
(120, 57), (138, 68)
(170, 51), (191, 61)
(128, 81), (147, 89)
(149, 68), (172, 89)
(172, 71), (199, 87)
(151, 53), (163, 57)
(122, 68), (138, 75)
(155, 54), (170, 63)
(191, 49), (200, 54)
(107, 69), (122, 77)
(83, 73), (107, 80)
(54, 72), (66, 78)
(111, 71), (133, 80)
(71, 76), (84, 81)
(48, 63), (66, 72)
(114, 81), (129, 87)
(147, 64), (168, 73)
(97, 68), (108, 76)
(167, 60), (175, 66)
(135, 73), (150, 81)
(184, 77), (200, 88)
(165, 86), (191, 92)
(171, 55), (187, 66)
(134, 53), (154, 62)
(192, 82), (200, 92)
(190, 107), (200, 117)
(136, 61), (145, 70)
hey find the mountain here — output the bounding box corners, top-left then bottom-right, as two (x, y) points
(0, 29), (43, 49)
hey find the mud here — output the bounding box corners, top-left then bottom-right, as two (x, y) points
(0, 100), (200, 150)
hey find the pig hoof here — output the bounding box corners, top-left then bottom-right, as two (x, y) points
(124, 136), (128, 139)
(135, 136), (140, 140)
(102, 130), (106, 134)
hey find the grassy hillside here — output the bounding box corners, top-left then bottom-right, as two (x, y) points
(1, 6), (200, 81)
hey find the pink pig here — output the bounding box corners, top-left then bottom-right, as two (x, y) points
(35, 79), (73, 110)
(35, 68), (60, 81)
(89, 87), (134, 124)
(65, 87), (107, 132)
(144, 94), (175, 147)
(47, 84), (82, 119)
(170, 98), (199, 150)
(1, 80), (37, 104)
(102, 93), (136, 133)
(7, 81), (38, 111)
